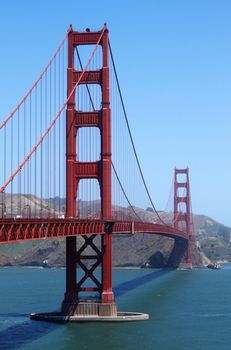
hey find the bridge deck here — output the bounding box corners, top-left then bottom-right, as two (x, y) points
(0, 219), (187, 244)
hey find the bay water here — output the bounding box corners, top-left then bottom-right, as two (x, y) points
(0, 265), (231, 349)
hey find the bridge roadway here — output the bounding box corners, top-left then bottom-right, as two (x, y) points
(0, 218), (188, 244)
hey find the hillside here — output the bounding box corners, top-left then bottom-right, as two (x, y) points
(1, 195), (228, 268)
(192, 215), (231, 262)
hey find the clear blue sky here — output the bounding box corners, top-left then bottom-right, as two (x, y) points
(0, 0), (230, 226)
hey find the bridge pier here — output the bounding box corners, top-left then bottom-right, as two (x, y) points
(61, 226), (117, 317)
(31, 231), (148, 322)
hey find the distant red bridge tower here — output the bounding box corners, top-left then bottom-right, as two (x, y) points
(173, 168), (192, 268)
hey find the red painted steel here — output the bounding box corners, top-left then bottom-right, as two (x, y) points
(0, 218), (188, 244)
(63, 25), (115, 306)
(174, 168), (192, 266)
(72, 31), (102, 45)
(76, 235), (102, 293)
(75, 111), (100, 128)
(73, 70), (102, 84)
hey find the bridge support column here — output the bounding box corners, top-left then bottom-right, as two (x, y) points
(61, 24), (118, 318)
(62, 233), (117, 317)
(173, 168), (192, 269)
(62, 230), (117, 316)
(100, 224), (117, 316)
(30, 25), (148, 323)
(63, 237), (77, 305)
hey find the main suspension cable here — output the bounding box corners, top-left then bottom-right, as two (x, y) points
(0, 28), (71, 130)
(108, 41), (166, 225)
(0, 28), (106, 194)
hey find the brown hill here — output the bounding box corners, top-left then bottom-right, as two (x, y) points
(0, 195), (216, 268)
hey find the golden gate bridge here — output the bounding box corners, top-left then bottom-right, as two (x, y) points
(0, 25), (193, 322)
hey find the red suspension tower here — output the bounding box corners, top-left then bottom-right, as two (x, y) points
(62, 25), (116, 316)
(173, 168), (192, 268)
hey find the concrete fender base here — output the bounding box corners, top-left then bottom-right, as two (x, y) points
(30, 311), (149, 323)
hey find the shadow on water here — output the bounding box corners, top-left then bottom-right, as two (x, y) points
(114, 268), (175, 297)
(0, 269), (174, 349)
(0, 314), (59, 350)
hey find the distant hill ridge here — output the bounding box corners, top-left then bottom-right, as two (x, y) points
(0, 195), (230, 267)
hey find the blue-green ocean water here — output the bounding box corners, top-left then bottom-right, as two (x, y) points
(0, 265), (231, 350)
